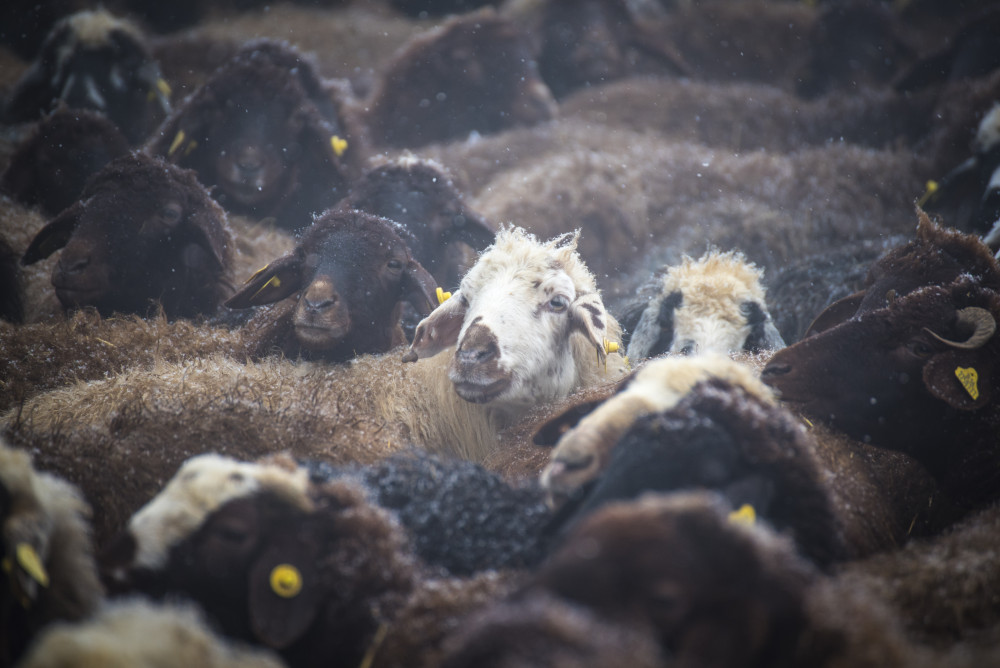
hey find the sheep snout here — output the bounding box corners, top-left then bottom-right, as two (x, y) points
(450, 323), (510, 403)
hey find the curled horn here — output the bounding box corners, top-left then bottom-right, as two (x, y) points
(924, 307), (997, 350)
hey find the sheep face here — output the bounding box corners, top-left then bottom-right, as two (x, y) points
(3, 10), (169, 144)
(762, 280), (999, 493)
(227, 210), (438, 358)
(537, 356), (773, 507)
(405, 228), (622, 411)
(21, 154), (232, 318)
(621, 251), (784, 360)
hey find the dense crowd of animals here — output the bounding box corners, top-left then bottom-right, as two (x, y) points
(3, 0), (1000, 666)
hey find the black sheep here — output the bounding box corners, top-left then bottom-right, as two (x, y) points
(226, 208), (438, 362)
(147, 40), (363, 230)
(21, 153), (233, 319)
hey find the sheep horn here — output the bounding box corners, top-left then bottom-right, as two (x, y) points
(924, 307), (997, 350)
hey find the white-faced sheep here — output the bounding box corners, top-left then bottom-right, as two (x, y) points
(617, 249), (784, 361)
(2, 9), (171, 144)
(363, 9), (557, 149)
(99, 453), (517, 668)
(2, 227), (626, 543)
(20, 152), (233, 319)
(147, 40), (364, 230)
(225, 208), (438, 362)
(0, 106), (130, 217)
(17, 598), (288, 668)
(0, 438), (103, 666)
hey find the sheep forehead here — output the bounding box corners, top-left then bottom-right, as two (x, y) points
(65, 10), (139, 48)
(127, 454), (307, 569)
(626, 355), (775, 408)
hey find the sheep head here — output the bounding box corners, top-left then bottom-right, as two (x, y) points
(227, 209), (437, 359)
(403, 227), (626, 411)
(619, 250), (784, 361)
(537, 356), (774, 507)
(3, 9), (170, 144)
(763, 279), (1000, 501)
(21, 153), (232, 319)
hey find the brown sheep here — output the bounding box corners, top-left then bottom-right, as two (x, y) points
(363, 9), (557, 149)
(0, 106), (130, 217)
(226, 208), (438, 362)
(147, 40), (364, 230)
(20, 153), (233, 319)
(1, 438), (103, 666)
(2, 9), (171, 144)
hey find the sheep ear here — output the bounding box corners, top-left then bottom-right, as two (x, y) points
(21, 202), (84, 265)
(569, 292), (616, 360)
(440, 213), (496, 251)
(400, 258), (439, 317)
(402, 289), (467, 362)
(248, 539), (324, 650)
(225, 255), (303, 309)
(802, 291), (865, 338)
(533, 398), (608, 446)
(182, 201), (231, 271)
(923, 349), (993, 411)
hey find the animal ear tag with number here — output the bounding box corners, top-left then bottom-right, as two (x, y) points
(955, 367), (979, 400)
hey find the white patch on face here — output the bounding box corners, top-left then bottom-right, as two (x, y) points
(127, 454), (264, 571)
(669, 303), (752, 356)
(457, 267), (580, 409)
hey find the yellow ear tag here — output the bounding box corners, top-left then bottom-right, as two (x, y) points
(955, 367), (980, 400)
(728, 504), (756, 526)
(183, 139), (198, 156)
(330, 135), (348, 157)
(156, 78), (172, 98)
(16, 544), (49, 587)
(603, 339), (619, 355)
(251, 275), (282, 301)
(436, 287), (452, 304)
(269, 564), (303, 598)
(917, 179), (939, 207)
(247, 263), (271, 283)
(168, 130), (186, 157)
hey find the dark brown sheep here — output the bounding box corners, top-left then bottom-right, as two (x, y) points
(339, 156), (496, 290)
(762, 277), (1000, 509)
(147, 40), (364, 230)
(2, 9), (171, 144)
(226, 208), (438, 362)
(363, 9), (557, 149)
(20, 152), (233, 319)
(0, 107), (130, 218)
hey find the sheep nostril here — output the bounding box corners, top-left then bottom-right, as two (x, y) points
(458, 341), (498, 365)
(761, 362), (791, 378)
(304, 296), (336, 312)
(62, 255), (91, 275)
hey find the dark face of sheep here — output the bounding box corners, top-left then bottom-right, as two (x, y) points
(532, 492), (813, 668)
(342, 159), (497, 289)
(226, 210), (438, 358)
(403, 229), (623, 411)
(763, 282), (999, 495)
(21, 154), (232, 319)
(3, 10), (170, 144)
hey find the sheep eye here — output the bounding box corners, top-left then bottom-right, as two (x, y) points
(906, 339), (933, 358)
(387, 259), (403, 271)
(160, 203), (183, 226)
(679, 343), (695, 356)
(548, 295), (569, 312)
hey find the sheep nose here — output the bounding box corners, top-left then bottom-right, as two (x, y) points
(302, 278), (340, 313)
(456, 323), (500, 366)
(761, 362), (791, 378)
(236, 147), (264, 174)
(303, 295), (336, 312)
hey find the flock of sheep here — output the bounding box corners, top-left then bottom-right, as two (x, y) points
(2, 0), (1000, 666)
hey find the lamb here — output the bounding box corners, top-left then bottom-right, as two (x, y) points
(225, 208), (438, 362)
(147, 40), (364, 230)
(20, 152), (234, 319)
(762, 274), (1000, 510)
(338, 155), (497, 290)
(0, 106), (130, 217)
(2, 9), (171, 144)
(17, 598), (287, 668)
(0, 438), (103, 666)
(2, 227), (626, 542)
(616, 249), (784, 360)
(99, 453), (517, 668)
(363, 9), (557, 149)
